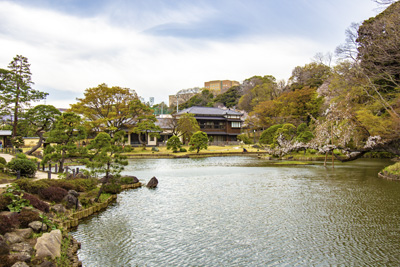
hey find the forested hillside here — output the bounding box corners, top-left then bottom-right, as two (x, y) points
(179, 1), (400, 158)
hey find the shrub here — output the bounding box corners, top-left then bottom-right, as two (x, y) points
(120, 176), (136, 184)
(123, 145), (133, 152)
(260, 124), (283, 145)
(0, 157), (6, 165)
(39, 186), (68, 203)
(180, 148), (187, 152)
(0, 214), (19, 235)
(15, 153), (28, 160)
(102, 183), (121, 194)
(237, 134), (252, 144)
(22, 193), (50, 213)
(69, 178), (98, 191)
(167, 136), (182, 152)
(0, 163), (4, 172)
(18, 208), (40, 228)
(0, 195), (11, 211)
(45, 179), (76, 191)
(6, 158), (37, 177)
(16, 179), (50, 194)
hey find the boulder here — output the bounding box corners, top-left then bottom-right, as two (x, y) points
(9, 252), (31, 263)
(35, 229), (62, 259)
(29, 221), (47, 233)
(39, 260), (57, 267)
(11, 261), (30, 267)
(15, 228), (33, 239)
(63, 190), (82, 210)
(146, 177), (158, 188)
(10, 242), (34, 254)
(4, 232), (23, 244)
(0, 237), (10, 255)
(51, 204), (67, 214)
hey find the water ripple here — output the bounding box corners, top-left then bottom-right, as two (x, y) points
(71, 157), (400, 266)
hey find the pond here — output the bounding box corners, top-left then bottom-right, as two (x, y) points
(71, 157), (400, 266)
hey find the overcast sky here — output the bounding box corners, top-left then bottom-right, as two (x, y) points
(0, 0), (379, 108)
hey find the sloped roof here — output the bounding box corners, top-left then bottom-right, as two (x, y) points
(177, 106), (243, 116)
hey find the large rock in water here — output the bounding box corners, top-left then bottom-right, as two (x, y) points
(146, 177), (158, 188)
(35, 229), (62, 259)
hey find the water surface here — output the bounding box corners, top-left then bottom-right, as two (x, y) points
(71, 157), (400, 266)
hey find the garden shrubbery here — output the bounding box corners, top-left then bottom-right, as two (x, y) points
(16, 179), (50, 195)
(17, 208), (40, 228)
(102, 183), (121, 194)
(22, 193), (50, 213)
(39, 186), (68, 203)
(7, 158), (37, 177)
(0, 214), (19, 235)
(0, 195), (11, 211)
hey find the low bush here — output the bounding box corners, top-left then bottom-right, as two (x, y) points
(0, 195), (11, 211)
(180, 148), (187, 152)
(39, 186), (68, 203)
(102, 183), (121, 194)
(0, 157), (6, 165)
(18, 208), (40, 228)
(0, 163), (5, 172)
(22, 193), (50, 213)
(69, 178), (98, 191)
(45, 179), (76, 191)
(6, 158), (37, 177)
(120, 176), (138, 184)
(16, 179), (50, 194)
(123, 145), (133, 153)
(0, 214), (19, 235)
(237, 134), (252, 144)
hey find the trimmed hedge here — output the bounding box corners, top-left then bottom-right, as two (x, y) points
(0, 195), (12, 211)
(17, 209), (40, 228)
(39, 186), (68, 203)
(6, 158), (37, 177)
(22, 193), (50, 213)
(0, 214), (19, 235)
(16, 179), (50, 195)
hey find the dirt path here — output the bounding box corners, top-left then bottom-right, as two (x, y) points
(0, 153), (60, 188)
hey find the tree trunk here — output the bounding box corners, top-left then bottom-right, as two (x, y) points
(12, 95), (19, 138)
(25, 131), (44, 155)
(95, 161), (111, 202)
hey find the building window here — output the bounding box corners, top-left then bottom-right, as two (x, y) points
(231, 121), (241, 128)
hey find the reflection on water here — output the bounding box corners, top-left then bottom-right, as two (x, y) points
(71, 157), (400, 266)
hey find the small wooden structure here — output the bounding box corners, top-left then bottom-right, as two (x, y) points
(0, 130), (12, 148)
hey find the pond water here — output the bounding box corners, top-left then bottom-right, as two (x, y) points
(71, 157), (400, 266)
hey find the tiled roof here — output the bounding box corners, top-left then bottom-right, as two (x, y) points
(177, 106), (243, 116)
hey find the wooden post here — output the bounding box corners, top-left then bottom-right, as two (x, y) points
(72, 169), (76, 177)
(48, 168), (51, 179)
(324, 151), (328, 167)
(16, 170), (20, 179)
(76, 167), (79, 174)
(55, 164), (58, 173)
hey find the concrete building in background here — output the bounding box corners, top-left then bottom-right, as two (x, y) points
(169, 87), (201, 107)
(204, 80), (240, 94)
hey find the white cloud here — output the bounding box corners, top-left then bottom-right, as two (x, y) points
(0, 0), (378, 108)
